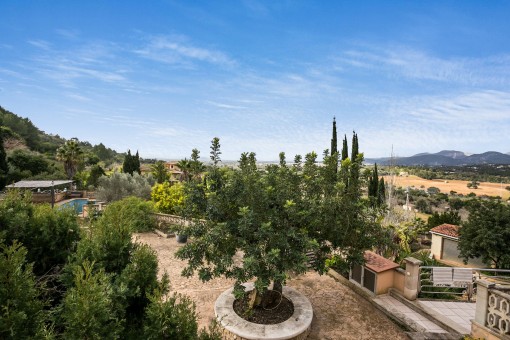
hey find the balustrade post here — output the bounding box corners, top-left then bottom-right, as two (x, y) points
(474, 280), (494, 328)
(403, 257), (422, 301)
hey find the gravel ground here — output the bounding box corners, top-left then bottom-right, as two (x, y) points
(134, 232), (408, 340)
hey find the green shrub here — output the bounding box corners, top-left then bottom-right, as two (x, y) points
(0, 241), (48, 339)
(101, 196), (156, 232)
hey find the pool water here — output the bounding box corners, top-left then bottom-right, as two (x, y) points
(60, 199), (95, 214)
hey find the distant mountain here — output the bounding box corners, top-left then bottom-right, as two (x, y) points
(435, 150), (467, 159)
(365, 150), (510, 166)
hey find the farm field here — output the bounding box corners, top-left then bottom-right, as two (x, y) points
(383, 175), (510, 200)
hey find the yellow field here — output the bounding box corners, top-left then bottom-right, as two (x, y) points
(383, 175), (510, 200)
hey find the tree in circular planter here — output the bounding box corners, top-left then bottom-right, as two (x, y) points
(176, 136), (382, 322)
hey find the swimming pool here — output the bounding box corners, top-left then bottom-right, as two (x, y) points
(60, 198), (95, 214)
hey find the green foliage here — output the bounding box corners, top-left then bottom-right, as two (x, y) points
(100, 197), (157, 233)
(415, 198), (431, 213)
(426, 211), (461, 230)
(0, 241), (48, 339)
(96, 172), (154, 202)
(61, 261), (123, 339)
(449, 197), (465, 210)
(116, 244), (169, 334)
(56, 138), (84, 180)
(368, 164), (385, 207)
(330, 117), (337, 156)
(87, 164), (106, 188)
(341, 135), (348, 161)
(0, 106), (43, 151)
(177, 136), (381, 308)
(209, 137), (221, 166)
(150, 161), (168, 184)
(0, 191), (80, 277)
(8, 149), (50, 176)
(122, 150), (141, 175)
(0, 185), (205, 338)
(0, 132), (8, 190)
(151, 182), (185, 214)
(459, 199), (510, 269)
(427, 186), (440, 195)
(143, 292), (199, 340)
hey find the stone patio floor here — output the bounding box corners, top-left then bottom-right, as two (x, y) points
(135, 232), (408, 340)
(417, 300), (475, 335)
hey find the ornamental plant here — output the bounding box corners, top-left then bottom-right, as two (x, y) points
(176, 137), (382, 310)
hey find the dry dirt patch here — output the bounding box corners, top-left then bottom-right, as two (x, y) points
(385, 175), (510, 200)
(135, 232), (407, 339)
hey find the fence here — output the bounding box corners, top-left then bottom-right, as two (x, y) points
(472, 280), (510, 338)
(419, 266), (510, 301)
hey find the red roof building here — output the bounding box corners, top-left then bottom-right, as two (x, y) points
(430, 223), (460, 239)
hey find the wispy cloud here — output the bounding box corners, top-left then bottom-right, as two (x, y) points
(135, 35), (235, 67)
(334, 45), (510, 86)
(28, 40), (52, 50)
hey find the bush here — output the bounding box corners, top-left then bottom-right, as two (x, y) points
(96, 172), (154, 202)
(151, 182), (185, 214)
(101, 197), (156, 233)
(0, 190), (80, 276)
(0, 241), (48, 339)
(61, 262), (123, 339)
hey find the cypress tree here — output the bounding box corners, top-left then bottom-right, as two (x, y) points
(341, 135), (348, 161)
(331, 117), (337, 155)
(135, 151), (141, 175)
(123, 150), (134, 175)
(378, 177), (386, 206)
(351, 131), (358, 160)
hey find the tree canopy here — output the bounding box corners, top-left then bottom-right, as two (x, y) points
(458, 199), (510, 269)
(176, 136), (382, 309)
(56, 138), (84, 179)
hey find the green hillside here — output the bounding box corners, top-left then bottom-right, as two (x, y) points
(0, 106), (124, 189)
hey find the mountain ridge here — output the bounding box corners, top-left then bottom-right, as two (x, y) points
(366, 150), (510, 166)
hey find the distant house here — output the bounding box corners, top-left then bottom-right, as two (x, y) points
(430, 223), (485, 267)
(164, 162), (183, 183)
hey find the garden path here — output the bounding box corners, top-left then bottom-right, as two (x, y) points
(135, 232), (407, 340)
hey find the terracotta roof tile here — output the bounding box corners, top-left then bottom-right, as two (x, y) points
(363, 251), (399, 273)
(430, 223), (460, 238)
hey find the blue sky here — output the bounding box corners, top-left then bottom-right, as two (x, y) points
(1, 1), (509, 160)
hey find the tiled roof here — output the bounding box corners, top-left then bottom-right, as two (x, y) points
(364, 251), (399, 273)
(430, 223), (460, 238)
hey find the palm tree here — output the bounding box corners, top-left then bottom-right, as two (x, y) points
(56, 138), (84, 179)
(177, 159), (192, 182)
(151, 161), (168, 184)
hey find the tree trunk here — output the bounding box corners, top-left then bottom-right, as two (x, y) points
(247, 280), (283, 309)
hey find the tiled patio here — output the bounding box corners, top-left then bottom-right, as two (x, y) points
(417, 300), (475, 335)
(374, 295), (448, 334)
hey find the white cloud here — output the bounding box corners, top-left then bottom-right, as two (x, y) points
(335, 45), (510, 86)
(27, 40), (52, 50)
(136, 35), (235, 67)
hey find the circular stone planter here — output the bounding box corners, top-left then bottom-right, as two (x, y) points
(215, 282), (313, 340)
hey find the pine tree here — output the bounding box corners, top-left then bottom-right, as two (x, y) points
(341, 135), (348, 161)
(330, 117), (337, 155)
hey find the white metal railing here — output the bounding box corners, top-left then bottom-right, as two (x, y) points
(419, 266), (510, 301)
